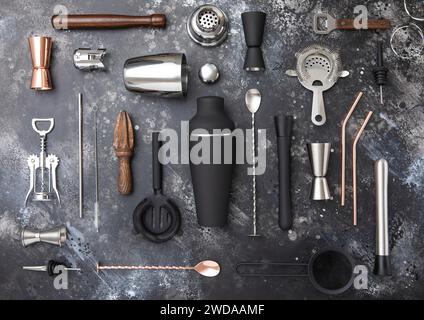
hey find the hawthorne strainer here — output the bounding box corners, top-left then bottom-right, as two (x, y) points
(286, 44), (349, 126)
(187, 4), (229, 47)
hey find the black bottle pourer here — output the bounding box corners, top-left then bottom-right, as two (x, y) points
(373, 41), (388, 105)
(242, 11), (266, 72)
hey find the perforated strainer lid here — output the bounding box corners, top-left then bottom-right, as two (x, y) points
(187, 4), (229, 47)
(197, 9), (220, 31)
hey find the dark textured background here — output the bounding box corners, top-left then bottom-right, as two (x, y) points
(0, 0), (423, 299)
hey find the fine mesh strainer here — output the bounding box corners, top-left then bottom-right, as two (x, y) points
(286, 44), (349, 126)
(187, 4), (229, 47)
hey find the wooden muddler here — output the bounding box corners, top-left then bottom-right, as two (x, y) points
(51, 14), (166, 30)
(113, 111), (135, 195)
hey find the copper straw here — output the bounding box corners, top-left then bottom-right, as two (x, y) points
(341, 92), (363, 206)
(352, 111), (373, 226)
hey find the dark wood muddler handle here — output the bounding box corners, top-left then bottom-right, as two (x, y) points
(51, 14), (166, 29)
(118, 157), (133, 195)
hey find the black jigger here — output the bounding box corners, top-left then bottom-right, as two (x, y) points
(242, 11), (266, 72)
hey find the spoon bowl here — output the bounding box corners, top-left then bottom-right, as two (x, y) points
(194, 260), (221, 277)
(245, 89), (262, 114)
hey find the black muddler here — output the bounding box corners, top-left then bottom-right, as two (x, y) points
(274, 115), (293, 230)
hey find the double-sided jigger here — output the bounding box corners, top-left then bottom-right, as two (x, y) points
(242, 11), (266, 71)
(21, 225), (67, 247)
(28, 36), (53, 90)
(307, 143), (331, 201)
(25, 118), (60, 206)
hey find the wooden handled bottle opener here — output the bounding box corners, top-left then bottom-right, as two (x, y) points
(313, 12), (391, 34)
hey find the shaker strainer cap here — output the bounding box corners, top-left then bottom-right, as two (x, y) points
(187, 4), (229, 47)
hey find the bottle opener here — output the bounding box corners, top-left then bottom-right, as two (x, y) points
(313, 12), (391, 35)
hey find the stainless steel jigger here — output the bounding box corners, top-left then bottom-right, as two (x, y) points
(24, 118), (60, 206)
(21, 225), (67, 247)
(307, 143), (331, 200)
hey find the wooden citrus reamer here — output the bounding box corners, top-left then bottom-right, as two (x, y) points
(113, 111), (135, 195)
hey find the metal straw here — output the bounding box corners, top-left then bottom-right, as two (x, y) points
(352, 111), (373, 226)
(78, 93), (83, 218)
(340, 92), (363, 206)
(94, 108), (99, 232)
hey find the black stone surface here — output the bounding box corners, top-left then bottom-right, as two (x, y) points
(0, 0), (423, 299)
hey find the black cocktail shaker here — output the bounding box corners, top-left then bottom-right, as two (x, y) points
(189, 96), (235, 227)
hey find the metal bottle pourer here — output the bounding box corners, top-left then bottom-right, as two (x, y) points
(73, 48), (107, 71)
(23, 260), (80, 277)
(25, 118), (60, 206)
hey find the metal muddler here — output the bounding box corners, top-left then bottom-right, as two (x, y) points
(21, 226), (67, 247)
(307, 143), (331, 201)
(374, 159), (392, 276)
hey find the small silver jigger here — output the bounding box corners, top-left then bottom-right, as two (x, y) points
(307, 143), (331, 200)
(21, 225), (67, 247)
